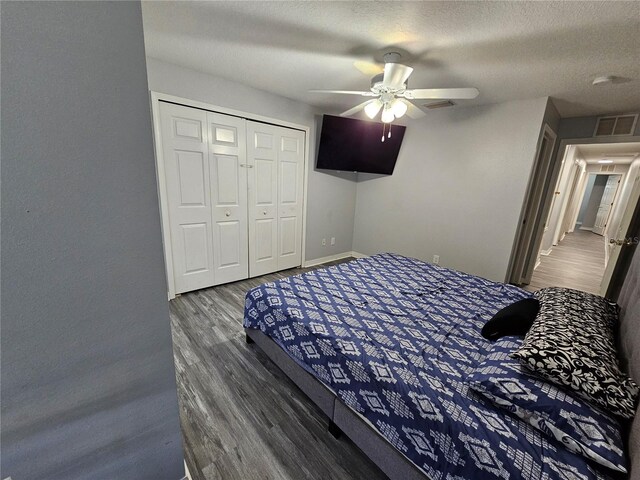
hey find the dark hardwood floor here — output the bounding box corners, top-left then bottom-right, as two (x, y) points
(525, 230), (606, 294)
(169, 259), (388, 480)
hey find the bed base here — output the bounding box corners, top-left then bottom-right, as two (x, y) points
(244, 328), (427, 480)
(327, 421), (342, 439)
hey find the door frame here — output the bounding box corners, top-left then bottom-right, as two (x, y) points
(508, 134), (640, 288)
(603, 173), (640, 299)
(507, 123), (557, 284)
(149, 91), (311, 299)
(580, 172), (623, 235)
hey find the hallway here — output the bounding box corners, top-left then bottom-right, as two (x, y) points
(526, 230), (606, 295)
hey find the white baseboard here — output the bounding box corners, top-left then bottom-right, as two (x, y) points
(182, 460), (192, 480)
(303, 251), (368, 268)
(579, 226), (594, 231)
(534, 258), (541, 270)
(539, 248), (553, 256)
(303, 252), (354, 267)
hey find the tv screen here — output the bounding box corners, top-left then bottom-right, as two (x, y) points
(316, 114), (406, 175)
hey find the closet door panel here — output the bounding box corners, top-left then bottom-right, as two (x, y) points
(277, 129), (305, 270)
(159, 102), (215, 293)
(208, 112), (248, 284)
(247, 122), (278, 277)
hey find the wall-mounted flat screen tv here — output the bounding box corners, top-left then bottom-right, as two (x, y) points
(316, 114), (406, 175)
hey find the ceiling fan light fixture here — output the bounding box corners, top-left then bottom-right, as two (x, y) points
(364, 99), (383, 119)
(381, 105), (395, 123)
(390, 98), (408, 118)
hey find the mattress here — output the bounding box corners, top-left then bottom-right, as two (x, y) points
(243, 253), (612, 479)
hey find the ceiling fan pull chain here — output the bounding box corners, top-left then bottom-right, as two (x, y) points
(388, 125), (392, 139)
(381, 123), (386, 142)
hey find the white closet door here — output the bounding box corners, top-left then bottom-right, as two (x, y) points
(247, 122), (305, 276)
(159, 102), (214, 293)
(277, 129), (305, 270)
(593, 175), (621, 236)
(207, 112), (249, 284)
(247, 122), (279, 277)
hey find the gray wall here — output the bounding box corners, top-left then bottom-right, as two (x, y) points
(352, 97), (549, 282)
(577, 174), (597, 225)
(145, 58), (357, 262)
(542, 98), (561, 134)
(558, 114), (640, 139)
(582, 175), (609, 228)
(1, 3), (184, 479)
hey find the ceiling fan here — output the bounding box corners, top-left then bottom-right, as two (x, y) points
(310, 52), (479, 123)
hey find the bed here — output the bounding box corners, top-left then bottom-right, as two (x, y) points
(243, 252), (639, 480)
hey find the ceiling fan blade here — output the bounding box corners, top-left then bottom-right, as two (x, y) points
(382, 63), (413, 89)
(354, 60), (384, 77)
(308, 89), (375, 96)
(403, 100), (426, 119)
(401, 88), (479, 100)
(339, 100), (375, 117)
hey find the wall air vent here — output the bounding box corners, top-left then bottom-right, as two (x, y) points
(423, 100), (455, 109)
(594, 114), (638, 137)
(600, 164), (616, 172)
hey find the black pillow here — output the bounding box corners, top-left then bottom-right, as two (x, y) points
(481, 298), (540, 341)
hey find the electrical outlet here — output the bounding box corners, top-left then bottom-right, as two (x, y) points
(322, 238), (326, 246)
(433, 255), (440, 264)
(331, 237), (336, 246)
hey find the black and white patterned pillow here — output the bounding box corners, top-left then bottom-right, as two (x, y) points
(512, 287), (639, 418)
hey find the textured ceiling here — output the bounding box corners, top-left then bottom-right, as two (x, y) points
(142, 1), (640, 118)
(576, 142), (640, 163)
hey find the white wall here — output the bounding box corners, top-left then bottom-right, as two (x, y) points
(577, 174), (597, 225)
(560, 159), (587, 235)
(539, 146), (579, 252)
(608, 159), (640, 239)
(145, 57), (357, 262)
(352, 97), (549, 282)
(539, 145), (598, 253)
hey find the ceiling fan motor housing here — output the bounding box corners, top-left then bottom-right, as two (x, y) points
(382, 51), (402, 64)
(370, 73), (407, 93)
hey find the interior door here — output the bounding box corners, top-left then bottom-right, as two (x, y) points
(159, 102), (215, 293)
(593, 175), (621, 235)
(247, 122), (279, 277)
(601, 172), (640, 296)
(207, 112), (249, 284)
(516, 125), (557, 285)
(277, 129), (305, 270)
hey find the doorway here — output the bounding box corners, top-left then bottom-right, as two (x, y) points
(576, 173), (621, 237)
(517, 140), (640, 295)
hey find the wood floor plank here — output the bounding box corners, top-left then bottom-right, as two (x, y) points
(169, 259), (388, 480)
(526, 230), (606, 294)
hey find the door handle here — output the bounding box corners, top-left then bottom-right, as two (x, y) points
(609, 238), (639, 246)
(263, 210), (267, 215)
(240, 164), (254, 169)
(225, 211), (231, 217)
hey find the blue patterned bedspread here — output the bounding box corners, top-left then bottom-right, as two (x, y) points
(243, 254), (611, 479)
